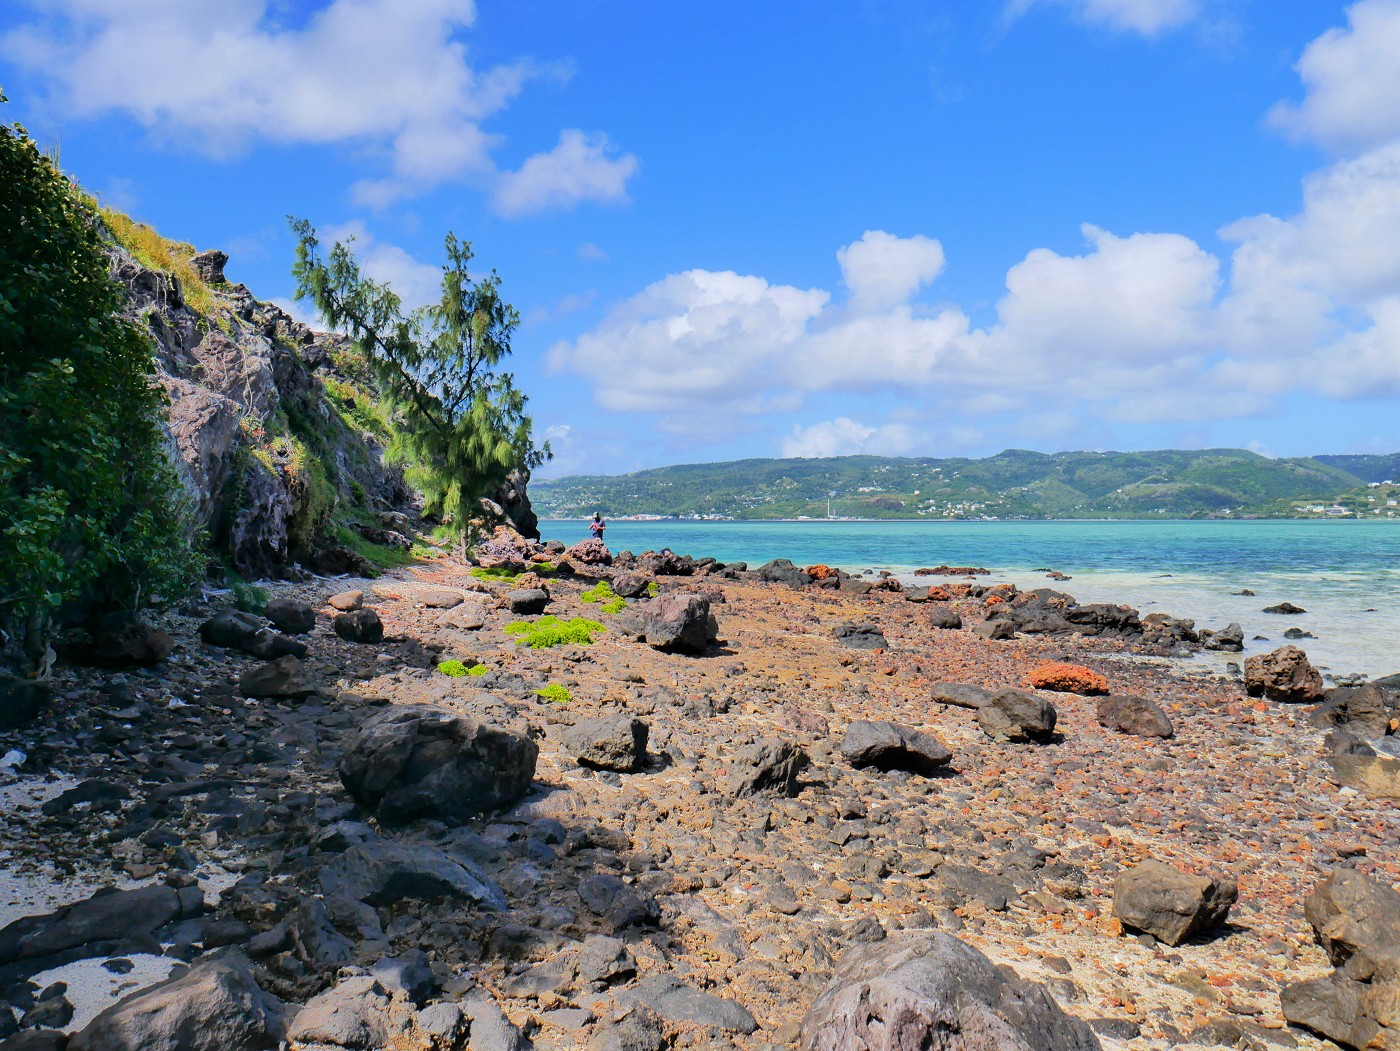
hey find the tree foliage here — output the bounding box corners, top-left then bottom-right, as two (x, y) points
(0, 100), (199, 664)
(290, 219), (546, 533)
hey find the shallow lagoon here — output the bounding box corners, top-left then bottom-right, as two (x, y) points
(541, 519), (1400, 680)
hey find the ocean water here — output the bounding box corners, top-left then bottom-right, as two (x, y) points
(541, 519), (1400, 680)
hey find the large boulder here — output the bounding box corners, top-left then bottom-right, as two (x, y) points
(1112, 860), (1237, 946)
(976, 690), (1057, 743)
(0, 675), (49, 730)
(1245, 645), (1324, 703)
(68, 958), (282, 1051)
(562, 716), (649, 772)
(1096, 695), (1174, 739)
(927, 607), (963, 630)
(929, 682), (992, 710)
(1200, 622), (1244, 652)
(285, 975), (394, 1049)
(506, 587), (549, 615)
(800, 931), (1100, 1050)
(338, 704), (538, 825)
(623, 594), (717, 654)
(1281, 869), (1400, 1048)
(474, 524), (536, 568)
(839, 720), (951, 775)
(199, 610), (306, 659)
(76, 612), (174, 667)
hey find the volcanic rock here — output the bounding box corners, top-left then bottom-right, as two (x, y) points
(1112, 860), (1236, 946)
(338, 704), (538, 824)
(730, 738), (810, 797)
(839, 720), (951, 775)
(976, 690), (1057, 742)
(800, 930), (1099, 1050)
(333, 608), (384, 644)
(1245, 645), (1324, 703)
(1096, 695), (1174, 738)
(562, 716), (649, 772)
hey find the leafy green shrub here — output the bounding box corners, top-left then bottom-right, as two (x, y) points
(468, 663), (489, 677)
(232, 580), (269, 614)
(601, 597), (627, 614)
(536, 684), (571, 703)
(470, 563), (555, 582)
(1, 102), (199, 664)
(646, 582), (660, 597)
(581, 580), (615, 604)
(503, 615), (605, 649)
(438, 659), (469, 677)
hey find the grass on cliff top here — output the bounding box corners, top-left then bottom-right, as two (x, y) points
(469, 563), (556, 582)
(99, 206), (218, 316)
(504, 615), (605, 648)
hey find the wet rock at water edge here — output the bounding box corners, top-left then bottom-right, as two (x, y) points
(1112, 860), (1236, 946)
(800, 930), (1100, 1050)
(1200, 622), (1244, 652)
(1245, 645), (1324, 703)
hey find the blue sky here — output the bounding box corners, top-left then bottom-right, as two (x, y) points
(4, 0), (1399, 476)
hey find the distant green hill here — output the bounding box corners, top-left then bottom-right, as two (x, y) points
(532, 449), (1400, 520)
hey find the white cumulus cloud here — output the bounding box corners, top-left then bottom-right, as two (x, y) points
(0, 0), (638, 213)
(1269, 0), (1400, 156)
(495, 130), (639, 218)
(837, 230), (945, 311)
(781, 418), (918, 458)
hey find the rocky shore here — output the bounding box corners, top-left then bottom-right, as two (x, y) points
(2, 532), (1399, 1050)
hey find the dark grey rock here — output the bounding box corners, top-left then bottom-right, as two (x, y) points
(1244, 645), (1323, 703)
(624, 594), (717, 653)
(971, 618), (1015, 641)
(320, 840), (505, 909)
(839, 721), (951, 775)
(0, 884), (202, 965)
(1096, 695), (1174, 739)
(370, 948), (435, 1004)
(0, 675), (49, 730)
(238, 655), (312, 699)
(835, 622), (888, 650)
(334, 608), (383, 644)
(621, 975), (757, 1034)
(1263, 601), (1307, 614)
(731, 739), (810, 797)
(264, 597), (315, 634)
(338, 704), (538, 824)
(587, 1004), (666, 1051)
(611, 573), (651, 599)
(754, 558), (811, 588)
(976, 690), (1057, 743)
(577, 874), (660, 931)
(1112, 860), (1236, 946)
(1310, 683), (1394, 741)
(459, 991), (529, 1051)
(928, 682), (991, 710)
(562, 716), (649, 773)
(800, 931), (1099, 1050)
(285, 975), (390, 1049)
(1200, 622), (1244, 651)
(506, 588), (549, 615)
(575, 935), (636, 986)
(68, 958), (282, 1051)
(927, 607), (963, 630)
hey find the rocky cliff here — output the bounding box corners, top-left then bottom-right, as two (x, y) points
(102, 216), (537, 580)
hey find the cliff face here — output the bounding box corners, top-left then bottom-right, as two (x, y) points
(107, 236), (411, 578)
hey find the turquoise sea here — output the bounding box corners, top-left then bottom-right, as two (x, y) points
(540, 519), (1400, 680)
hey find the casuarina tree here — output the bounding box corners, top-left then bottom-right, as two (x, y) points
(289, 219), (546, 538)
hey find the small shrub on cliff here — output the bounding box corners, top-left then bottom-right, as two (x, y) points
(0, 100), (198, 666)
(437, 659), (469, 677)
(536, 684), (572, 703)
(504, 615), (605, 649)
(291, 219), (549, 536)
(581, 581), (615, 604)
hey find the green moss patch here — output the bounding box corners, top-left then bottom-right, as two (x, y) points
(504, 615), (605, 649)
(536, 684), (572, 703)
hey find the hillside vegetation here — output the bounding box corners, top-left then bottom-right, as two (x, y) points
(533, 448), (1400, 520)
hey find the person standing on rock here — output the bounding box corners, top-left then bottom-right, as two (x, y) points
(589, 512), (607, 543)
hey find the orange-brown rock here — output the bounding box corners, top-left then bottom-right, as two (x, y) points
(1026, 661), (1109, 695)
(806, 564), (838, 580)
